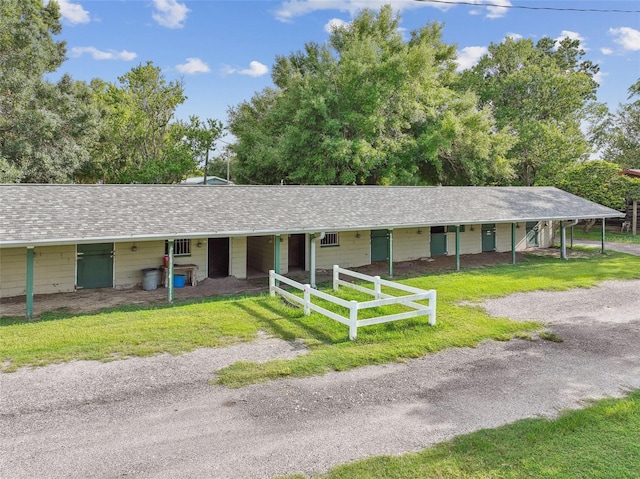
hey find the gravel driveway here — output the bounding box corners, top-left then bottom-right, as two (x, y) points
(2, 279), (640, 479)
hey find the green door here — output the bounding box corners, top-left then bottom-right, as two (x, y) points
(77, 243), (113, 289)
(430, 226), (447, 257)
(525, 221), (539, 247)
(371, 230), (389, 262)
(481, 224), (496, 252)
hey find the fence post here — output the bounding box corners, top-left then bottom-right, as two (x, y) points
(333, 265), (339, 292)
(349, 300), (358, 340)
(269, 270), (275, 297)
(303, 284), (311, 316)
(429, 291), (437, 326)
(374, 275), (381, 300)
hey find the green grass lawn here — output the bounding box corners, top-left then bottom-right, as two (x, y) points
(570, 226), (640, 244)
(280, 390), (640, 479)
(2, 251), (639, 379)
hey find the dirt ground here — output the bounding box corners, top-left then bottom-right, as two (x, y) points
(0, 248), (580, 318)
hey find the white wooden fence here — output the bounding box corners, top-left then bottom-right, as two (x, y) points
(269, 265), (436, 340)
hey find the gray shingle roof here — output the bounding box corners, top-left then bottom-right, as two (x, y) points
(0, 184), (623, 247)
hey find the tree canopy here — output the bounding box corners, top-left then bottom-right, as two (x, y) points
(77, 62), (195, 183)
(557, 160), (632, 212)
(0, 0), (100, 182)
(457, 36), (599, 186)
(595, 79), (640, 170)
(229, 6), (514, 186)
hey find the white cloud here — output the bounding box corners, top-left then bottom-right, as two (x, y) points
(222, 61), (269, 78)
(152, 0), (190, 29)
(556, 30), (586, 47)
(600, 47), (614, 55)
(505, 32), (523, 40)
(609, 27), (640, 51)
(56, 0), (90, 25)
(593, 70), (608, 85)
(274, 0), (453, 23)
(176, 58), (210, 74)
(456, 46), (487, 71)
(273, 0), (511, 22)
(484, 0), (511, 19)
(70, 47), (137, 61)
(325, 18), (349, 34)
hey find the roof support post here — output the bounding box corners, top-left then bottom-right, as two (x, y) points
(455, 225), (461, 271)
(26, 246), (34, 320)
(633, 200), (638, 236)
(387, 229), (393, 278)
(309, 232), (325, 288)
(560, 220), (579, 260)
(511, 223), (517, 265)
(601, 218), (606, 254)
(168, 240), (174, 303)
(274, 235), (281, 286)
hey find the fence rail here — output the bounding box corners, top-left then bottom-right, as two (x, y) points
(269, 265), (436, 340)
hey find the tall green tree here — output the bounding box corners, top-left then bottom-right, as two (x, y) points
(182, 116), (225, 182)
(458, 37), (599, 186)
(229, 6), (514, 186)
(0, 0), (100, 182)
(557, 160), (629, 211)
(596, 79), (640, 169)
(84, 62), (194, 183)
(557, 159), (640, 231)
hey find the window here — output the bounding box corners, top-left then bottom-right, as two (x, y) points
(446, 225), (466, 233)
(320, 232), (339, 247)
(165, 239), (191, 256)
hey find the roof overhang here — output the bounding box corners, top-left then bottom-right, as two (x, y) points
(0, 213), (623, 249)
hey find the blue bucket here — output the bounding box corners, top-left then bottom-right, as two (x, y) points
(173, 274), (186, 288)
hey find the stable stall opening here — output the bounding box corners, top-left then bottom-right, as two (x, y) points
(208, 238), (229, 278)
(246, 235), (275, 277)
(288, 234), (306, 272)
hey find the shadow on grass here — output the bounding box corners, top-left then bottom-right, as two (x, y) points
(234, 298), (344, 345)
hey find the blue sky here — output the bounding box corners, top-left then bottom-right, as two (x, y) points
(53, 0), (640, 129)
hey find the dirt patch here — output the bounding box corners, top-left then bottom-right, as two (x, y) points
(0, 248), (581, 318)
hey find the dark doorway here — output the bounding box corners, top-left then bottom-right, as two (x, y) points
(208, 238), (229, 277)
(288, 234), (305, 270)
(77, 243), (113, 289)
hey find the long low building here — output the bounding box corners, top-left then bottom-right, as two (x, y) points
(0, 184), (623, 316)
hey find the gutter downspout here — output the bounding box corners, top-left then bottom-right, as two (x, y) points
(560, 219), (579, 260)
(309, 232), (326, 288)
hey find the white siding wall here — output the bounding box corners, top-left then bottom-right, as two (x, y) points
(495, 223), (529, 252)
(540, 221), (553, 247)
(279, 235), (289, 275)
(188, 239), (208, 283)
(315, 231), (370, 269)
(446, 227), (483, 255)
(393, 228), (429, 261)
(230, 237), (247, 279)
(113, 239), (207, 290)
(0, 246), (76, 298)
(114, 241), (164, 289)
